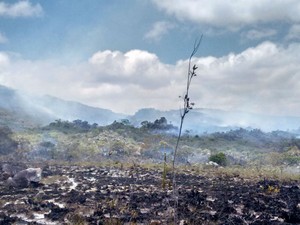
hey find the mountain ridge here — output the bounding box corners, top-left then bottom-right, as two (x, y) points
(0, 85), (125, 130)
(1, 84), (300, 132)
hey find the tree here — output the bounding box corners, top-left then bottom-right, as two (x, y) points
(120, 119), (131, 126)
(171, 36), (203, 224)
(140, 117), (177, 131)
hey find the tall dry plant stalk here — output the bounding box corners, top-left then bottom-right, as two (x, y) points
(172, 36), (203, 224)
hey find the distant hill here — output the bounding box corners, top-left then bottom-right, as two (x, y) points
(0, 85), (43, 130)
(0, 85), (126, 130)
(129, 108), (238, 133)
(1, 84), (300, 132)
(130, 108), (300, 133)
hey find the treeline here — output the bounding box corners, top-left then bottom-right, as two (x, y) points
(2, 120), (300, 166)
(204, 128), (299, 152)
(44, 117), (177, 133)
(46, 119), (99, 133)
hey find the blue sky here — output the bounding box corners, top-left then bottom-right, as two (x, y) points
(0, 0), (236, 63)
(0, 0), (300, 116)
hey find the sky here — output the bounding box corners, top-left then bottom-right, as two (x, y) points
(0, 0), (300, 116)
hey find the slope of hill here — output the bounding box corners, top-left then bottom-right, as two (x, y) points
(0, 85), (43, 130)
(0, 85), (126, 130)
(18, 94), (127, 125)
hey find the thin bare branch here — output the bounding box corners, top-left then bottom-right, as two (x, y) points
(172, 36), (203, 224)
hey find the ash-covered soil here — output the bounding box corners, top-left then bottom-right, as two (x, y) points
(0, 163), (300, 225)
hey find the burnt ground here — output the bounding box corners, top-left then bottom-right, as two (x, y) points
(0, 163), (300, 225)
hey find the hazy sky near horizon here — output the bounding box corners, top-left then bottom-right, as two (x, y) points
(0, 0), (300, 116)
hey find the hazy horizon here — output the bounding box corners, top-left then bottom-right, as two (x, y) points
(1, 1), (300, 116)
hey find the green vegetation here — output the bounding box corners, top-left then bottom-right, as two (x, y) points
(0, 117), (300, 177)
(0, 126), (17, 155)
(209, 152), (227, 166)
(140, 117), (177, 131)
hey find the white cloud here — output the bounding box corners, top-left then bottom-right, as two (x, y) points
(151, 0), (300, 29)
(0, 52), (10, 67)
(0, 1), (43, 18)
(1, 41), (300, 116)
(188, 41), (300, 116)
(88, 49), (175, 89)
(241, 28), (277, 40)
(0, 52), (10, 84)
(286, 24), (300, 40)
(144, 21), (175, 41)
(0, 32), (8, 43)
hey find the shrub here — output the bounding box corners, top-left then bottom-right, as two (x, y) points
(0, 126), (17, 155)
(209, 152), (227, 166)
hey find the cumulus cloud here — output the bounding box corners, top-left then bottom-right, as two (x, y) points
(0, 49), (179, 113)
(151, 0), (300, 29)
(144, 21), (175, 41)
(188, 42), (300, 116)
(0, 1), (43, 18)
(1, 42), (300, 115)
(0, 52), (10, 66)
(88, 49), (175, 89)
